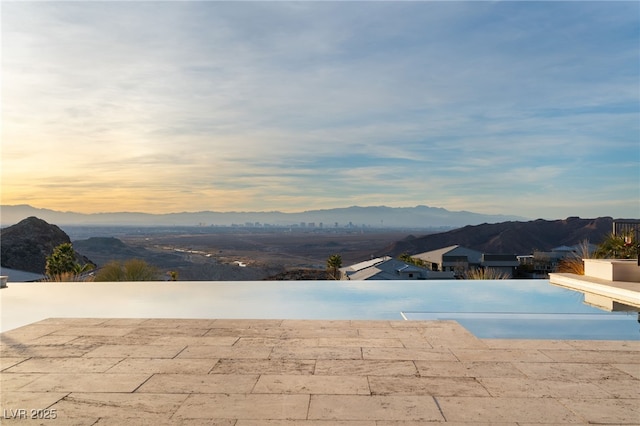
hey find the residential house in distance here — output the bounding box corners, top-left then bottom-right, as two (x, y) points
(519, 243), (598, 278)
(340, 256), (454, 280)
(411, 245), (519, 278)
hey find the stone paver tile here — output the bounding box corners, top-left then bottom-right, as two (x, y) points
(308, 395), (443, 421)
(419, 330), (487, 349)
(178, 345), (272, 359)
(1, 325), (70, 342)
(542, 349), (640, 363)
(101, 318), (150, 326)
(415, 361), (525, 378)
(462, 362), (526, 378)
(280, 327), (360, 338)
(174, 393), (309, 419)
(137, 318), (217, 328)
(424, 337), (486, 349)
(349, 320), (393, 328)
(95, 419), (235, 426)
(238, 421), (375, 426)
(32, 318), (108, 326)
(614, 363), (640, 379)
(396, 337), (435, 348)
(210, 358), (315, 375)
(317, 338), (403, 348)
(514, 361), (634, 381)
(84, 344), (186, 358)
(6, 357), (122, 373)
(376, 423), (520, 426)
(1, 391), (67, 410)
(363, 347), (457, 361)
(253, 374), (370, 395)
(392, 320), (459, 328)
(18, 373), (151, 393)
(67, 335), (161, 346)
(106, 358), (218, 374)
(234, 337), (285, 347)
(171, 319), (219, 328)
(451, 348), (553, 363)
(29, 335), (79, 345)
(517, 424), (591, 426)
(314, 359), (417, 376)
(1, 344), (97, 358)
(0, 357), (27, 371)
(413, 360), (467, 377)
(594, 378), (640, 398)
(280, 320), (349, 328)
(482, 339), (575, 350)
(437, 397), (582, 423)
(150, 336), (239, 346)
(270, 346), (362, 360)
(50, 392), (189, 420)
(204, 327), (284, 338)
(566, 340), (640, 351)
(0, 373), (46, 391)
(370, 376), (489, 397)
(559, 398), (640, 424)
(478, 377), (612, 398)
(211, 319), (284, 328)
(356, 328), (426, 340)
(0, 415), (98, 425)
(125, 327), (210, 337)
(51, 326), (136, 337)
(136, 373), (258, 393)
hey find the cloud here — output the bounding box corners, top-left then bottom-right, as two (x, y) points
(2, 1), (638, 218)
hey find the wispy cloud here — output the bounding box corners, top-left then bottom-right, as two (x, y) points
(2, 1), (638, 218)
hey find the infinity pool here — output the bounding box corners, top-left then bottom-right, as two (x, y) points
(1, 280), (638, 339)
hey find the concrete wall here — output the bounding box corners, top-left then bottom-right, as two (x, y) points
(584, 259), (640, 282)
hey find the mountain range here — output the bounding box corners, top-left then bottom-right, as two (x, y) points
(1, 204), (527, 228)
(377, 216), (615, 256)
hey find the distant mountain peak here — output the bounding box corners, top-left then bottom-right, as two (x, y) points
(1, 204), (527, 228)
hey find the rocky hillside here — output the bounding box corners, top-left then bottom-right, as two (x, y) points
(0, 216), (91, 274)
(377, 217), (615, 256)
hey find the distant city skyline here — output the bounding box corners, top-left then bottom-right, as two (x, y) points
(2, 1), (638, 219)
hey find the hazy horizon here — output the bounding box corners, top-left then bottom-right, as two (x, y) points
(2, 2), (638, 219)
(5, 202), (525, 216)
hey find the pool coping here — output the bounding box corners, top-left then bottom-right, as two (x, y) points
(549, 272), (640, 311)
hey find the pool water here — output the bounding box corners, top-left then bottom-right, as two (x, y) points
(1, 280), (638, 339)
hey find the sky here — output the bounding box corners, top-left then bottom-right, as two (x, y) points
(2, 1), (639, 220)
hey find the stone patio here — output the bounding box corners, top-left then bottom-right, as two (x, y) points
(1, 318), (639, 425)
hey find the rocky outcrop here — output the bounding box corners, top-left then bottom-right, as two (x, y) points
(0, 216), (91, 274)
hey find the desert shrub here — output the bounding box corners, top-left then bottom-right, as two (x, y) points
(556, 258), (584, 275)
(94, 259), (161, 281)
(556, 239), (592, 275)
(42, 271), (95, 282)
(464, 267), (510, 280)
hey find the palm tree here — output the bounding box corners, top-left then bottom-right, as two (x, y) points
(595, 233), (636, 259)
(326, 254), (343, 280)
(45, 243), (77, 277)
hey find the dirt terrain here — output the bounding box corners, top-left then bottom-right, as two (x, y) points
(121, 228), (418, 273)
